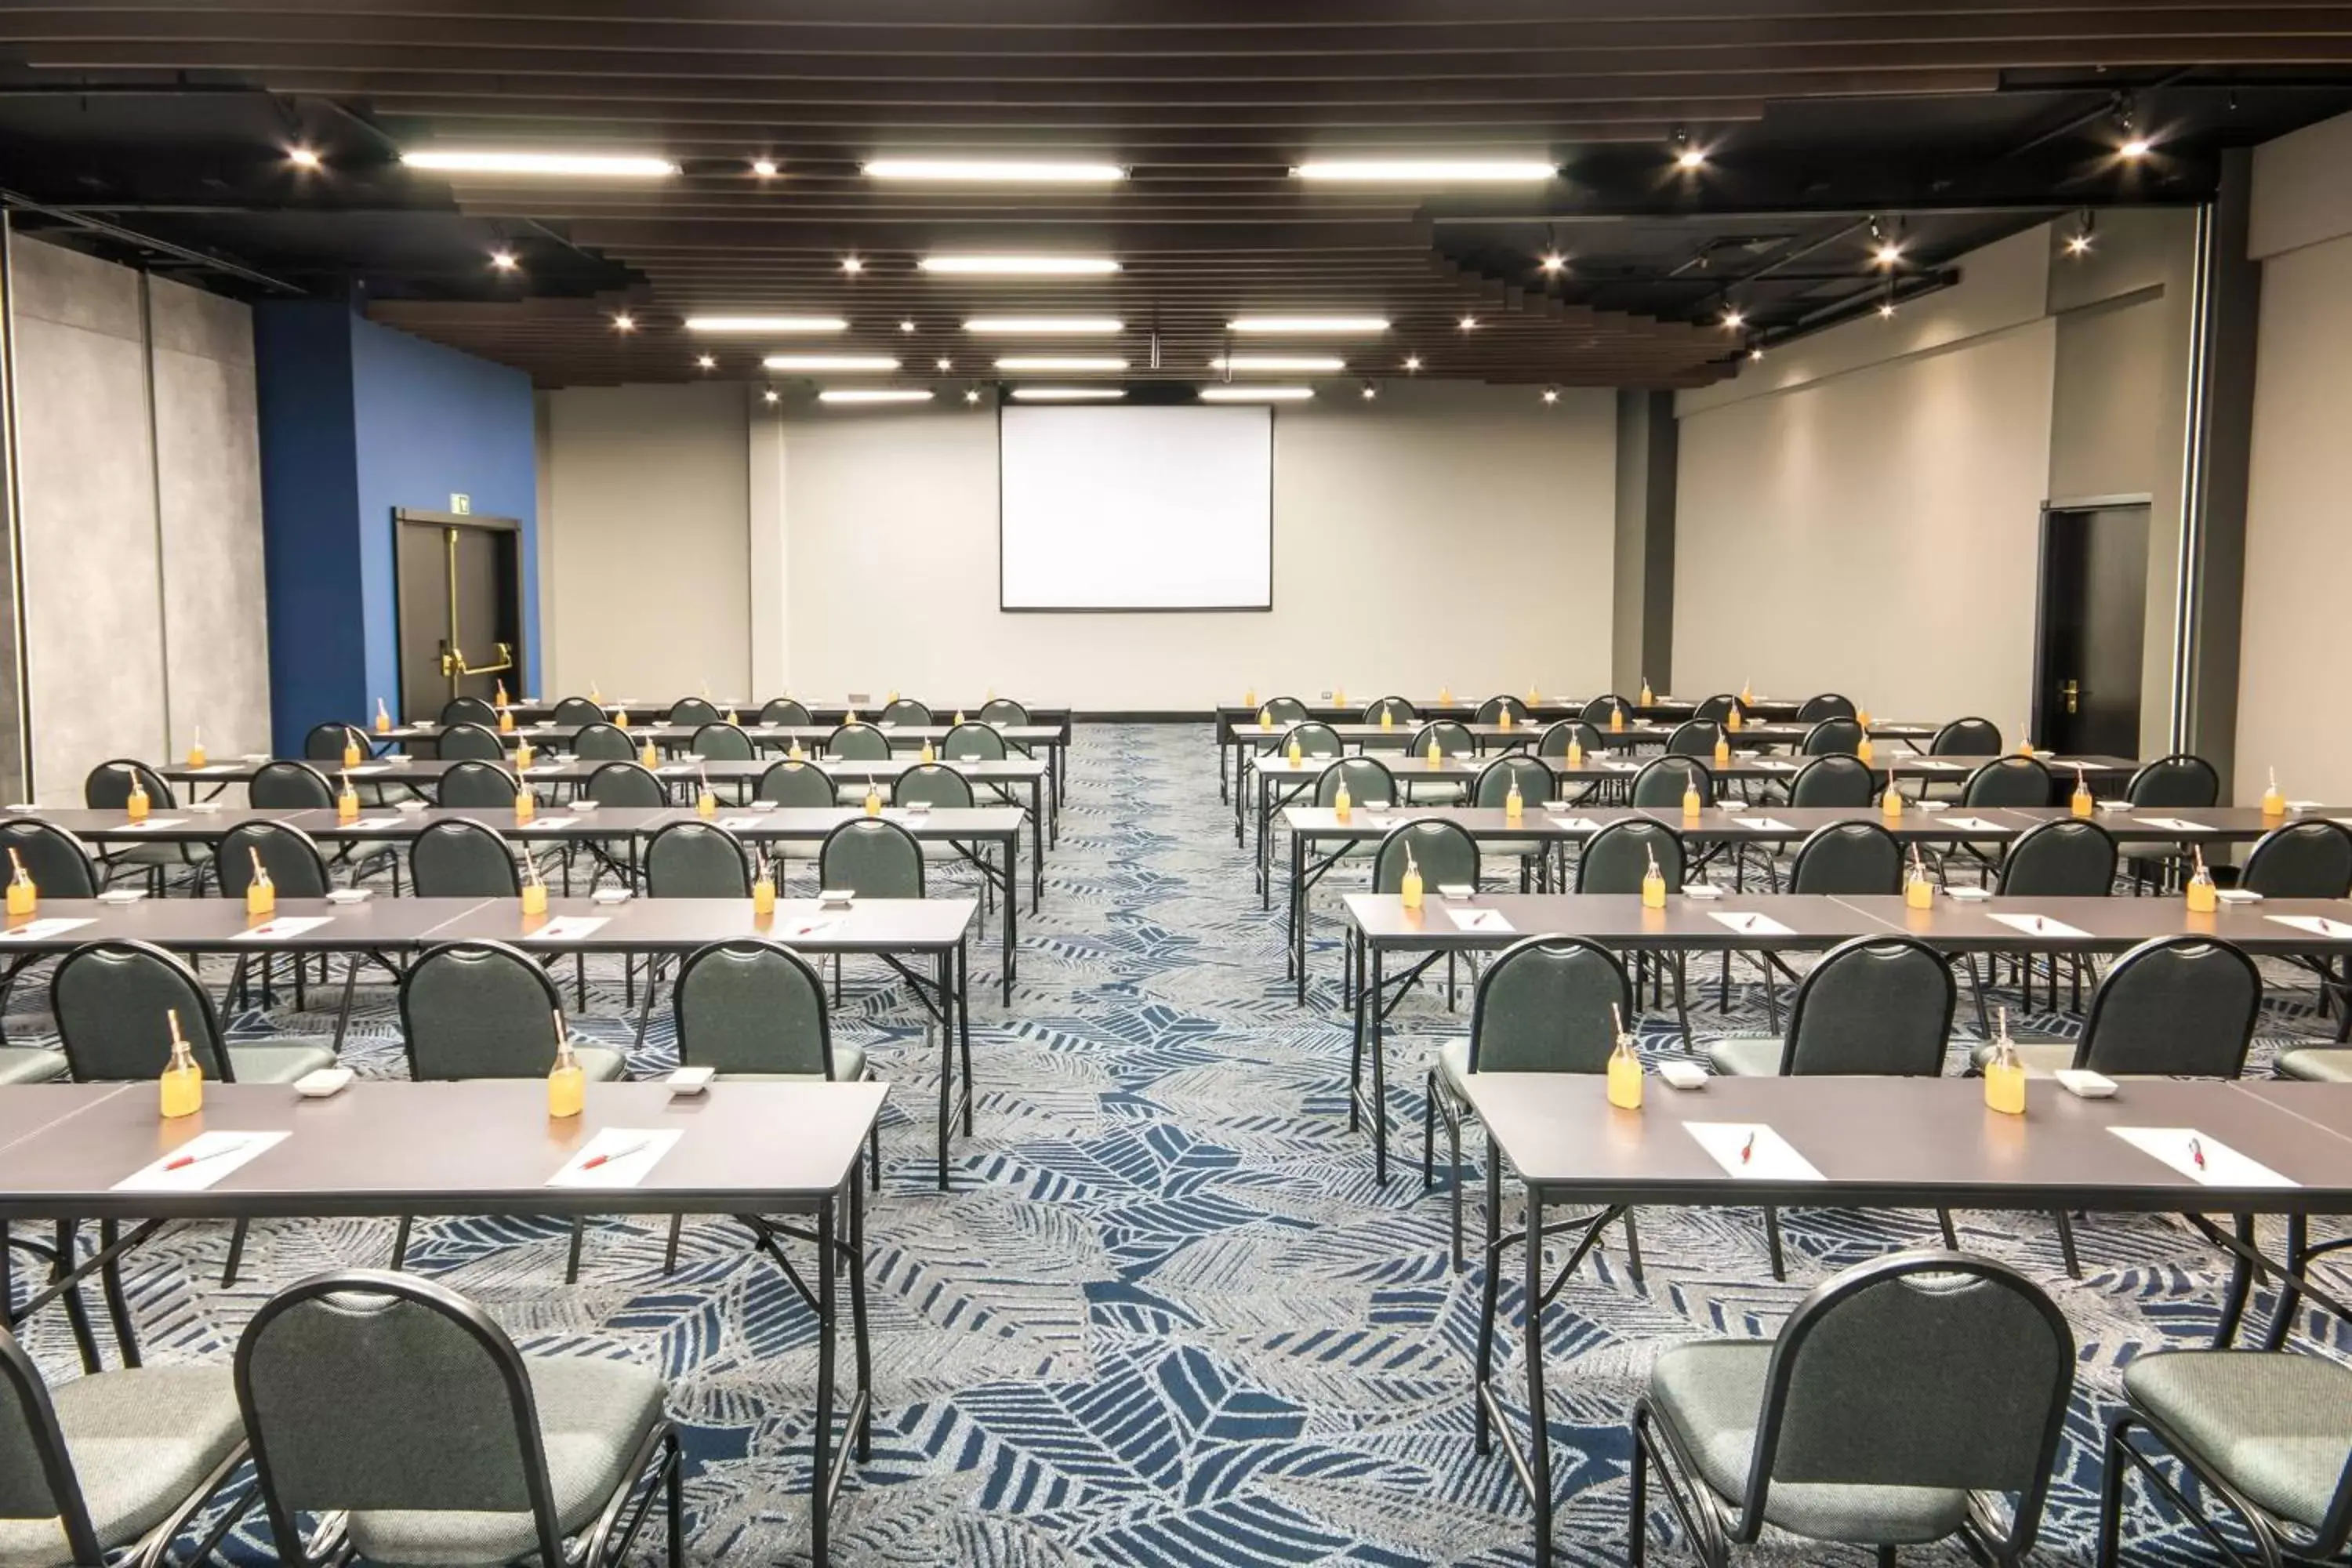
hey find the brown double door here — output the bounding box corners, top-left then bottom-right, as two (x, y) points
(394, 510), (525, 722)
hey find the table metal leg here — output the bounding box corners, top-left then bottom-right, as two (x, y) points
(1370, 949), (1389, 1183)
(1030, 811), (1043, 913)
(849, 1173), (873, 1457)
(1000, 835), (1017, 999)
(1287, 831), (1304, 991)
(936, 949), (956, 1192)
(1520, 1187), (1555, 1567)
(1474, 1149), (1505, 1454)
(812, 1192), (837, 1568)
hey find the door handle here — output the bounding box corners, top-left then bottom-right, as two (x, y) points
(2060, 679), (2080, 715)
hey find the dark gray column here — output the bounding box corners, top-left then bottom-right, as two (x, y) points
(1611, 388), (1676, 694)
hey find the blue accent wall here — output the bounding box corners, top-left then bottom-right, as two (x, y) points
(253, 304), (539, 753)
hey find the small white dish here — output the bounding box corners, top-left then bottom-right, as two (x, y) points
(749, 799), (778, 812)
(903, 800), (932, 815)
(395, 800), (428, 813)
(1437, 884), (1476, 901)
(572, 800), (601, 813)
(325, 887), (372, 904)
(1659, 1062), (1710, 1091)
(96, 888), (147, 905)
(187, 800), (223, 815)
(1541, 800), (1570, 811)
(592, 887), (633, 905)
(293, 1066), (354, 1099)
(667, 1065), (715, 1097)
(2096, 799), (2133, 812)
(3, 804), (34, 813)
(2054, 1069), (2118, 1100)
(1683, 884), (1725, 901)
(1948, 886), (1993, 902)
(2216, 887), (2263, 904)
(818, 888), (856, 909)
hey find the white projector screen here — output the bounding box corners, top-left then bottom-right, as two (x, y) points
(999, 405), (1273, 610)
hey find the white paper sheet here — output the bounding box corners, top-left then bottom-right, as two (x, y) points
(1748, 760), (1797, 772)
(521, 816), (576, 831)
(546, 1127), (684, 1189)
(114, 1131), (289, 1192)
(0, 917), (95, 942)
(1685, 1122), (1824, 1182)
(1602, 760), (1640, 773)
(346, 764), (390, 777)
(1909, 759), (1963, 771)
(1709, 911), (1795, 937)
(1986, 912), (2091, 940)
(1942, 817), (2006, 833)
(114, 818), (187, 832)
(2266, 914), (2352, 941)
(1546, 817), (1602, 832)
(2109, 1127), (2295, 1189)
(338, 815), (403, 831)
(1446, 907), (1513, 932)
(522, 916), (610, 942)
(717, 816), (764, 830)
(235, 916), (333, 942)
(775, 915), (842, 942)
(2136, 817), (2213, 834)
(1732, 818), (1795, 833)
(190, 764), (239, 775)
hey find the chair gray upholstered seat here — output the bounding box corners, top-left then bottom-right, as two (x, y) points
(2122, 1351), (2352, 1531)
(1434, 1037), (1471, 1096)
(1704, 1036), (1784, 1077)
(1648, 1342), (1974, 1546)
(340, 1356), (667, 1568)
(1965, 1039), (2079, 1077)
(0, 1364), (247, 1568)
(2278, 1048), (2352, 1083)
(223, 1042), (341, 1083)
(568, 1044), (628, 1082)
(0, 1047), (64, 1085)
(717, 1041), (866, 1084)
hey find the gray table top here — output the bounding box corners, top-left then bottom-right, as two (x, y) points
(1283, 803), (2347, 846)
(0, 896), (497, 952)
(1236, 719), (1938, 748)
(0, 1080), (887, 1221)
(155, 756), (1051, 787)
(1461, 1074), (2352, 1213)
(385, 721), (1062, 747)
(426, 895), (979, 954)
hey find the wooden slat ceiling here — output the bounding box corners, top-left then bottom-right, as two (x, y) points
(2, 3), (2350, 390)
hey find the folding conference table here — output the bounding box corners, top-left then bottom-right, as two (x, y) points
(1461, 1073), (2352, 1568)
(0, 1078), (884, 1568)
(1339, 889), (2352, 1181)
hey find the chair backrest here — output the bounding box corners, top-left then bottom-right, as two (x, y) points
(756, 760), (835, 808)
(235, 1269), (574, 1568)
(83, 759), (174, 811)
(1406, 720), (1472, 757)
(1742, 1251), (2073, 1558)
(1933, 716), (2003, 756)
(303, 722), (368, 762)
(1316, 756), (1396, 808)
(1787, 821), (1903, 895)
(667, 696), (720, 727)
(1795, 692), (1857, 722)
(1577, 820), (1684, 892)
(1801, 717), (1864, 757)
(216, 822), (332, 898)
(1287, 721), (1341, 759)
(1789, 753), (1875, 808)
(818, 818), (924, 898)
(437, 760), (520, 808)
(1371, 820), (1478, 893)
(827, 723), (893, 762)
(644, 822), (751, 898)
(1466, 936), (1632, 1074)
(409, 818), (521, 898)
(570, 721), (634, 761)
(1630, 756), (1711, 808)
(52, 940), (233, 1080)
(0, 820), (99, 898)
(1664, 720), (1719, 759)
(942, 721), (1006, 761)
(1778, 935), (1954, 1075)
(585, 760), (666, 809)
(691, 723), (755, 761)
(399, 942), (566, 1079)
(1363, 695), (1417, 727)
(1262, 696), (1309, 724)
(673, 940), (834, 1076)
(1475, 695), (1530, 724)
(1579, 695), (1628, 723)
(1963, 754), (2053, 808)
(880, 698), (932, 726)
(895, 764), (974, 809)
(1996, 818), (2117, 897)
(436, 722), (506, 762)
(2240, 819), (2352, 900)
(249, 759), (335, 809)
(1537, 720), (1602, 760)
(2126, 753), (2220, 809)
(758, 698), (813, 727)
(2077, 935), (2263, 1076)
(550, 696), (605, 725)
(1691, 694), (1737, 723)
(0, 1319), (111, 1563)
(980, 698), (1030, 725)
(1474, 754), (1554, 808)
(439, 696), (497, 728)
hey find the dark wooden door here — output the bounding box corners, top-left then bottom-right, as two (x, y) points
(2034, 503), (2148, 757)
(392, 510), (525, 721)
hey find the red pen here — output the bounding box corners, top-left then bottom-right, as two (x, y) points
(162, 1138), (247, 1172)
(579, 1138), (651, 1171)
(2187, 1137), (2205, 1171)
(1740, 1131), (1756, 1164)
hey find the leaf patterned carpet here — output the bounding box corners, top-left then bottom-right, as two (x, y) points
(11, 720), (2347, 1566)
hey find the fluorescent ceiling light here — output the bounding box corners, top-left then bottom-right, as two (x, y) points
(763, 354), (901, 372)
(1010, 387), (1128, 401)
(919, 255), (1120, 276)
(1208, 354), (1345, 373)
(1200, 385), (1315, 402)
(401, 150), (677, 177)
(964, 317), (1123, 334)
(1228, 316), (1389, 334)
(996, 356), (1127, 372)
(685, 316), (847, 333)
(866, 158), (1125, 183)
(1292, 159), (1556, 183)
(818, 388), (935, 405)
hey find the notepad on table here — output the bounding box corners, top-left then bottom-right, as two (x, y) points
(1547, 817), (1602, 832)
(1732, 818), (1795, 833)
(114, 818), (186, 832)
(1942, 817), (2005, 833)
(2110, 1127), (2294, 1189)
(546, 1127), (683, 1189)
(238, 916), (333, 942)
(1686, 1123), (1823, 1181)
(114, 1131), (289, 1192)
(2267, 914), (2352, 940)
(523, 916), (609, 942)
(1446, 907), (1512, 932)
(1709, 911), (1795, 937)
(0, 918), (95, 942)
(2136, 817), (2212, 834)
(1987, 912), (2090, 940)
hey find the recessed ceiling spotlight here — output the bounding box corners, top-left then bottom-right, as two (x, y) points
(1227, 316), (1388, 334)
(612, 313), (637, 332)
(695, 354), (716, 369)
(1671, 129), (1705, 171)
(2066, 211), (2097, 257)
(288, 146), (323, 169)
(750, 158), (779, 177)
(1878, 299), (1897, 319)
(1292, 159), (1557, 183)
(964, 388), (982, 404)
(864, 158), (1126, 183)
(1458, 316), (1478, 331)
(762, 387), (779, 404)
(2119, 136), (2153, 160)
(402, 150), (677, 177)
(1721, 306), (1745, 329)
(1873, 241), (1904, 266)
(1361, 385), (1377, 400)
(763, 354), (902, 372)
(935, 357), (953, 371)
(1749, 346), (1764, 361)
(488, 250), (519, 272)
(684, 316), (844, 333)
(1541, 387), (1559, 404)
(818, 388), (935, 405)
(920, 254), (1120, 276)
(1207, 354), (1345, 373)
(1539, 252), (1566, 274)
(996, 355), (1128, 372)
(899, 320), (917, 333)
(840, 256), (864, 274)
(1403, 355), (1423, 372)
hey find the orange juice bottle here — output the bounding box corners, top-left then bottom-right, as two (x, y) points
(343, 728), (364, 768)
(5, 849), (34, 917)
(2262, 768), (2286, 821)
(1639, 678), (1653, 706)
(614, 706), (630, 730)
(1287, 736), (1303, 768)
(1713, 731), (1731, 768)
(187, 727), (207, 769)
(1257, 706), (1272, 731)
(1566, 733), (1584, 769)
(863, 779), (883, 817)
(1984, 1009), (2027, 1115)
(1425, 735), (1442, 766)
(521, 857), (549, 916)
(159, 1010), (203, 1119)
(1399, 848), (1424, 910)
(1882, 774), (1904, 821)
(1857, 733), (1875, 764)
(514, 735), (535, 771)
(920, 739), (936, 765)
(752, 851), (777, 917)
(1726, 702), (1742, 732)
(514, 786), (536, 825)
(1641, 847), (1667, 908)
(1506, 777), (1524, 823)
(787, 737), (807, 762)
(1497, 706), (1512, 731)
(336, 771), (361, 822)
(696, 771), (718, 817)
(2071, 766), (2095, 818)
(2186, 847), (2219, 913)
(1606, 1006), (1643, 1109)
(1681, 777), (1702, 821)
(498, 705), (515, 734)
(1906, 847), (1935, 909)
(494, 678), (510, 709)
(244, 849), (274, 917)
(638, 739), (660, 769)
(1333, 777), (1352, 822)
(125, 772), (150, 822)
(546, 1022), (585, 1119)
(1610, 702), (1625, 733)
(374, 698), (393, 735)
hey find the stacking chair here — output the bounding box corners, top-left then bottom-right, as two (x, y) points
(1472, 754), (1555, 890)
(82, 760), (206, 894)
(234, 1269), (682, 1568)
(758, 697), (812, 727)
(1632, 1251), (2073, 1568)
(880, 698), (932, 726)
(252, 760), (400, 891)
(644, 822), (750, 898)
(826, 724), (893, 804)
(410, 818), (522, 897)
(1664, 720), (1719, 759)
(1692, 694), (1738, 724)
(1706, 935), (1959, 1276)
(551, 695), (606, 726)
(1423, 935), (1641, 1272)
(436, 721), (506, 762)
(665, 696), (718, 728)
(815, 816), (948, 1034)
(979, 697), (1030, 727)
(2122, 753), (2222, 891)
(2238, 818), (2352, 1036)
(1580, 695), (1630, 724)
(303, 720), (369, 764)
(691, 722), (756, 760)
(1788, 753), (1873, 808)
(0, 1319), (254, 1567)
(1795, 692), (1857, 721)
(216, 821), (339, 1010)
(1402, 720), (1474, 803)
(1360, 695), (1417, 751)
(0, 819), (96, 1071)
(1987, 816), (2118, 1011)
(942, 721), (1006, 761)
(1931, 716), (2002, 756)
(1578, 820), (1693, 1040)
(1474, 695), (1529, 725)
(571, 721), (634, 761)
(757, 759), (835, 808)
(1725, 818), (1904, 1010)
(1799, 717), (1864, 757)
(438, 695), (496, 728)
(435, 760), (519, 811)
(1631, 756), (1710, 809)
(893, 764), (989, 910)
(1536, 720), (1600, 760)
(1348, 822), (1481, 1070)
(1944, 755), (2056, 884)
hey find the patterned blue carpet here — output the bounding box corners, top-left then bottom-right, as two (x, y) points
(11, 720), (2348, 1565)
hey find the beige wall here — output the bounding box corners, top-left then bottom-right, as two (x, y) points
(541, 383), (752, 703)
